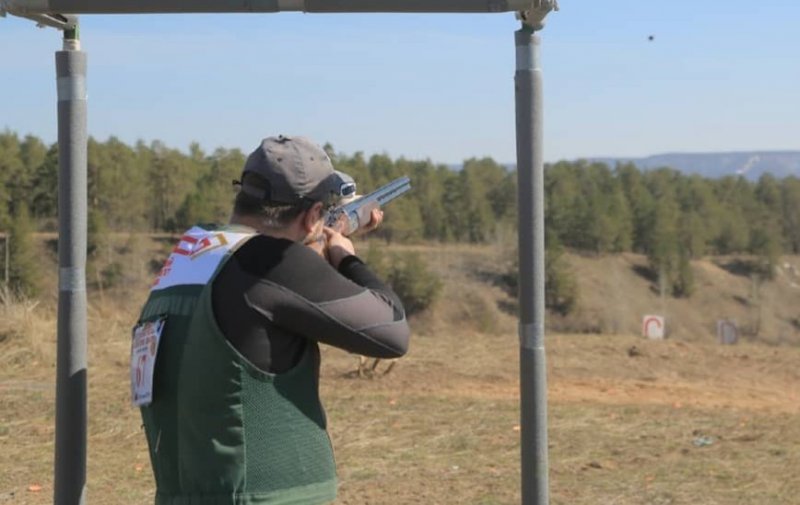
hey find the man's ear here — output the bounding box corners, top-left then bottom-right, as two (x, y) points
(302, 202), (324, 232)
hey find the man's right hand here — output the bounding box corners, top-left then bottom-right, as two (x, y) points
(323, 227), (355, 269)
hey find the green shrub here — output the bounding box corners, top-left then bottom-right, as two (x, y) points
(503, 231), (578, 316)
(363, 243), (390, 279)
(648, 250), (695, 298)
(461, 291), (498, 333)
(100, 262), (124, 289)
(672, 253), (695, 298)
(544, 234), (578, 316)
(364, 244), (442, 317)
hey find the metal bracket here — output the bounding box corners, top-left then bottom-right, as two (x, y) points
(24, 13), (77, 29)
(516, 0), (558, 31)
(0, 0), (77, 29)
(0, 0), (46, 16)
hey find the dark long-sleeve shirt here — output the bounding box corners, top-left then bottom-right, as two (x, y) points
(211, 235), (409, 374)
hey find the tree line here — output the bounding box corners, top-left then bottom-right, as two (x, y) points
(2, 130), (799, 301)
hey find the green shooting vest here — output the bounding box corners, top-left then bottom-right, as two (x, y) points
(136, 226), (337, 505)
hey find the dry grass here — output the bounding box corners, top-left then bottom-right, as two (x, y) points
(320, 331), (800, 505)
(1, 241), (799, 504)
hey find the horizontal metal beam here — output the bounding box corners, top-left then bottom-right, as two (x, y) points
(7, 12), (78, 29)
(1, 0), (535, 14)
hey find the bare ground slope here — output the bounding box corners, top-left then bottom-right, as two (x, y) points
(564, 252), (800, 345)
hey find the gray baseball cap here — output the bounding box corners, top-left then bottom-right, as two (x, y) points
(239, 135), (352, 206)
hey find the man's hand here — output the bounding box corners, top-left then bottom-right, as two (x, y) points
(330, 207), (384, 236)
(323, 227), (355, 269)
(310, 208), (382, 267)
(305, 234), (329, 261)
(356, 208), (384, 235)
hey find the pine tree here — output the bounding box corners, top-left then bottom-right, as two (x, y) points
(673, 251), (694, 298)
(30, 144), (59, 224)
(0, 131), (23, 230)
(647, 183), (681, 297)
(381, 196), (423, 244)
(545, 231), (578, 315)
(618, 162), (655, 253)
(7, 204), (40, 298)
(176, 147), (244, 229)
(781, 177), (800, 253)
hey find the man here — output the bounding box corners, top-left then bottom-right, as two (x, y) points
(132, 135), (410, 505)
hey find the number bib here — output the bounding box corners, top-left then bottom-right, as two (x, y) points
(130, 317), (166, 407)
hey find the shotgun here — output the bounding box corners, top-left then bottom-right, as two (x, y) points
(325, 176), (411, 236)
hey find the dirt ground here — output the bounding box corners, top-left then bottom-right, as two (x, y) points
(320, 332), (800, 505)
(1, 242), (799, 504)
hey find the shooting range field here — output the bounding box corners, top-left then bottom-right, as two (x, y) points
(1, 237), (799, 504)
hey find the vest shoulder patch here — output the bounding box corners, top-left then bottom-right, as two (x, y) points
(151, 226), (254, 291)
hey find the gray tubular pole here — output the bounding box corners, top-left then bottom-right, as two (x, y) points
(514, 26), (549, 505)
(21, 0), (533, 13)
(54, 26), (88, 505)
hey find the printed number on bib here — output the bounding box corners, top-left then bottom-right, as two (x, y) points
(130, 317), (166, 407)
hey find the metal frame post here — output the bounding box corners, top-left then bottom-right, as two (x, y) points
(515, 9), (551, 504)
(54, 24), (88, 505)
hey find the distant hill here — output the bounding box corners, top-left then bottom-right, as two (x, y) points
(585, 151), (800, 180)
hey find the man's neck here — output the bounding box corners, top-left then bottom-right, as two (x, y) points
(229, 214), (301, 242)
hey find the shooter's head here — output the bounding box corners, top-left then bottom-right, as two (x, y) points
(232, 135), (355, 234)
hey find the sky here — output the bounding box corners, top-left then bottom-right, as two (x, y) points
(1, 0), (799, 164)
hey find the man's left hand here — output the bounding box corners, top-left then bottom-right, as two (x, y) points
(355, 208), (383, 235)
(330, 208), (384, 236)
